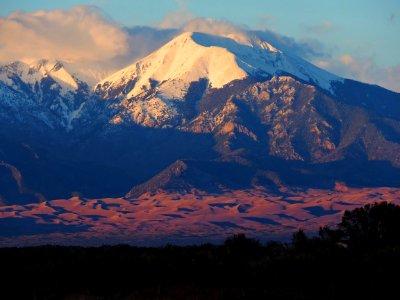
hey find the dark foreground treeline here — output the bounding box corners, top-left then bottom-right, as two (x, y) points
(2, 201), (400, 300)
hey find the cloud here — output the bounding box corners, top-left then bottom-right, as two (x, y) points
(0, 5), (332, 83)
(250, 29), (330, 59)
(157, 0), (252, 46)
(157, 0), (250, 45)
(0, 6), (129, 63)
(0, 3), (330, 70)
(171, 17), (327, 60)
(181, 18), (252, 44)
(121, 26), (178, 64)
(314, 55), (400, 92)
(256, 15), (276, 30)
(64, 25), (179, 84)
(157, 0), (194, 28)
(0, 5), (398, 92)
(304, 22), (334, 35)
(0, 6), (178, 83)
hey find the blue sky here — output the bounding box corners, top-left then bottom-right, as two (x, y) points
(1, 0), (399, 90)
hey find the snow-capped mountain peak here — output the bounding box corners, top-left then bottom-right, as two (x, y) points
(96, 31), (341, 103)
(0, 31), (344, 131)
(0, 59), (94, 131)
(96, 32), (250, 100)
(34, 60), (79, 92)
(0, 59), (79, 95)
(92, 31), (344, 129)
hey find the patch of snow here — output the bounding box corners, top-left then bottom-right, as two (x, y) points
(112, 96), (178, 128)
(46, 62), (78, 92)
(66, 102), (85, 131)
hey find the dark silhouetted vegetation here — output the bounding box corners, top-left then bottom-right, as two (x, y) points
(339, 201), (400, 247)
(2, 201), (400, 299)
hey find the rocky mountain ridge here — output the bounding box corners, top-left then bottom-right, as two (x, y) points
(0, 31), (399, 204)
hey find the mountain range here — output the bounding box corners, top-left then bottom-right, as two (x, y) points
(0, 31), (399, 244)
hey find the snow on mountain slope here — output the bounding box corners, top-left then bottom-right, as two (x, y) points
(96, 31), (342, 102)
(0, 60), (94, 130)
(96, 32), (248, 101)
(0, 60), (79, 96)
(94, 31), (342, 128)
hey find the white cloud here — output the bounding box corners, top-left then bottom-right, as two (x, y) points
(0, 6), (178, 84)
(181, 18), (243, 35)
(180, 18), (251, 45)
(0, 5), (129, 63)
(250, 29), (329, 60)
(0, 5), (398, 92)
(157, 0), (249, 45)
(157, 0), (194, 28)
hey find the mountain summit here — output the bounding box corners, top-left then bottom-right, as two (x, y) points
(96, 31), (341, 101)
(0, 30), (399, 204)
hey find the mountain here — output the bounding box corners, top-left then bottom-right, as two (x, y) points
(0, 31), (399, 206)
(94, 32), (341, 128)
(0, 59), (99, 132)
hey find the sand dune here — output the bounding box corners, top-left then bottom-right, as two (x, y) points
(1, 186), (400, 246)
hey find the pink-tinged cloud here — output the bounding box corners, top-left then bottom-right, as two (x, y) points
(0, 5), (129, 63)
(0, 5), (398, 92)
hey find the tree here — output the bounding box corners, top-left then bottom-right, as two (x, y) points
(339, 201), (400, 247)
(318, 225), (345, 243)
(224, 233), (262, 257)
(292, 229), (308, 249)
(225, 233), (261, 248)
